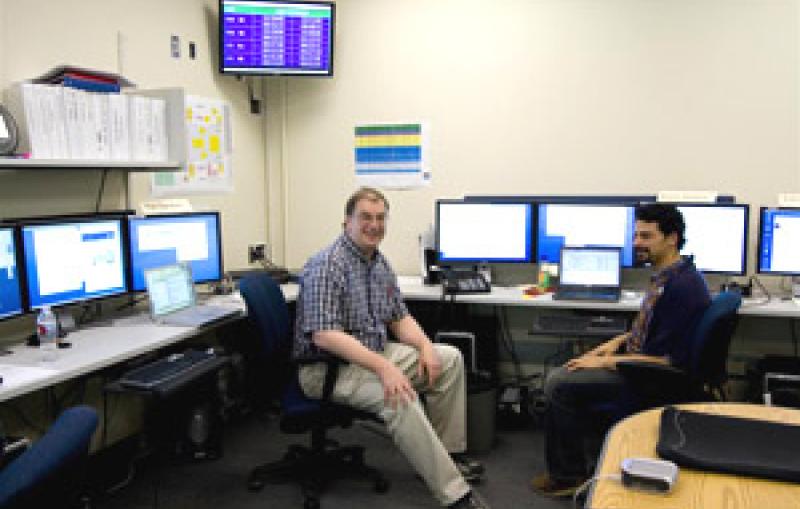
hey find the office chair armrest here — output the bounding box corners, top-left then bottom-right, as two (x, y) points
(617, 360), (693, 404)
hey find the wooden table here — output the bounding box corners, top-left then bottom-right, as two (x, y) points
(587, 403), (800, 509)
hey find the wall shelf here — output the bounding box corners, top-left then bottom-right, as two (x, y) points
(0, 159), (180, 171)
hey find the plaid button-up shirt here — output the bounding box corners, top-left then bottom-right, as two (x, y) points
(293, 233), (408, 361)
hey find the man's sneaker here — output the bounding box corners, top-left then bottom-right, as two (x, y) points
(452, 453), (485, 483)
(530, 473), (583, 498)
(449, 489), (491, 509)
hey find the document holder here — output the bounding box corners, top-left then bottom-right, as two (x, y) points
(657, 406), (800, 482)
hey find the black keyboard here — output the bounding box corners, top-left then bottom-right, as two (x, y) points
(532, 315), (628, 336)
(119, 349), (218, 390)
(554, 290), (619, 302)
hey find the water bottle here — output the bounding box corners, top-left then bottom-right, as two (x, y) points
(37, 306), (58, 362)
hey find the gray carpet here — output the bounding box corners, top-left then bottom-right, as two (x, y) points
(98, 411), (574, 509)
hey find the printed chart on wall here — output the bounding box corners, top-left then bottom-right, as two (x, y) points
(354, 123), (431, 189)
(152, 96), (233, 196)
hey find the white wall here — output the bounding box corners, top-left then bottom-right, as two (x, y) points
(0, 0), (268, 271)
(277, 0), (800, 275)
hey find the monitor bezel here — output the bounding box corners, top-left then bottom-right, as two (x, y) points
(670, 202), (750, 276)
(218, 0), (335, 77)
(435, 199), (534, 265)
(0, 223), (25, 321)
(536, 202), (637, 267)
(127, 211), (224, 292)
(756, 206), (800, 276)
(20, 214), (130, 310)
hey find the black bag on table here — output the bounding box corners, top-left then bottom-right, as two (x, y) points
(657, 405), (800, 483)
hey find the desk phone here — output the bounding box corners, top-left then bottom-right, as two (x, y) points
(442, 269), (491, 295)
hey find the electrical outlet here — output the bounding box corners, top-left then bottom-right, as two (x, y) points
(248, 243), (266, 264)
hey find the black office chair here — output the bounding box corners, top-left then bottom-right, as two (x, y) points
(239, 274), (388, 509)
(0, 405), (99, 509)
(616, 290), (743, 407)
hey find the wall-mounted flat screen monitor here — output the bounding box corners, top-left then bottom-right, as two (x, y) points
(220, 0), (334, 76)
(757, 207), (800, 275)
(436, 201), (533, 263)
(22, 217), (128, 309)
(128, 212), (223, 291)
(676, 204), (749, 275)
(536, 203), (636, 267)
(0, 226), (24, 320)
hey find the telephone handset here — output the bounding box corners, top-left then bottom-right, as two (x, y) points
(441, 269), (491, 295)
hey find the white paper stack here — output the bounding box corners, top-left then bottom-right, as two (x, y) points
(4, 81), (168, 162)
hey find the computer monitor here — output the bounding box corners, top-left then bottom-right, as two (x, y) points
(676, 204), (749, 275)
(128, 212), (223, 291)
(757, 207), (800, 275)
(0, 225), (24, 320)
(21, 216), (128, 309)
(536, 203), (636, 267)
(436, 201), (533, 263)
(219, 0), (335, 76)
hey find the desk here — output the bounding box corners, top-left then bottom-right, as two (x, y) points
(397, 276), (800, 318)
(587, 403), (800, 509)
(0, 284), (299, 403)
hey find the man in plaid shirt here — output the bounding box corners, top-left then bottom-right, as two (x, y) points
(294, 187), (490, 509)
(532, 203), (711, 498)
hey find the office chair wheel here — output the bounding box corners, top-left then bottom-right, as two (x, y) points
(303, 496), (320, 509)
(373, 477), (390, 493)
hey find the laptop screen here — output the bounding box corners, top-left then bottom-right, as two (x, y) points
(145, 263), (196, 317)
(559, 247), (621, 287)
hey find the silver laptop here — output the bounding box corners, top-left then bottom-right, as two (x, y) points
(554, 246), (622, 302)
(144, 263), (239, 326)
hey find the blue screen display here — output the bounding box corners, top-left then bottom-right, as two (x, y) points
(0, 227), (23, 319)
(22, 219), (128, 309)
(758, 207), (800, 275)
(221, 0), (334, 76)
(536, 204), (636, 267)
(128, 213), (222, 291)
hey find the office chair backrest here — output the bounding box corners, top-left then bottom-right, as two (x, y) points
(0, 405), (98, 508)
(688, 291), (742, 390)
(238, 274), (296, 398)
(239, 274), (292, 358)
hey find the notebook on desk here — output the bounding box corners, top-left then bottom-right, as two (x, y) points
(554, 246), (622, 302)
(144, 263), (240, 327)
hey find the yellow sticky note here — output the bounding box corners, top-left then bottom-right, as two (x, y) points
(188, 164), (196, 177)
(201, 152), (208, 159)
(186, 108), (193, 120)
(199, 126), (206, 135)
(192, 138), (205, 149)
(209, 135), (220, 153)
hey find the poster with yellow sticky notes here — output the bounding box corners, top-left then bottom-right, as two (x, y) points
(152, 95), (233, 196)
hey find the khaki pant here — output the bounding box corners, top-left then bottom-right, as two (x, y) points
(299, 342), (470, 506)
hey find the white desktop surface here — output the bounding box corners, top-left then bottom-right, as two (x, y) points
(397, 276), (800, 318)
(397, 276), (642, 311)
(0, 284), (299, 403)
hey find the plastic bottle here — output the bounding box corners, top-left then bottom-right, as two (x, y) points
(37, 306), (59, 362)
